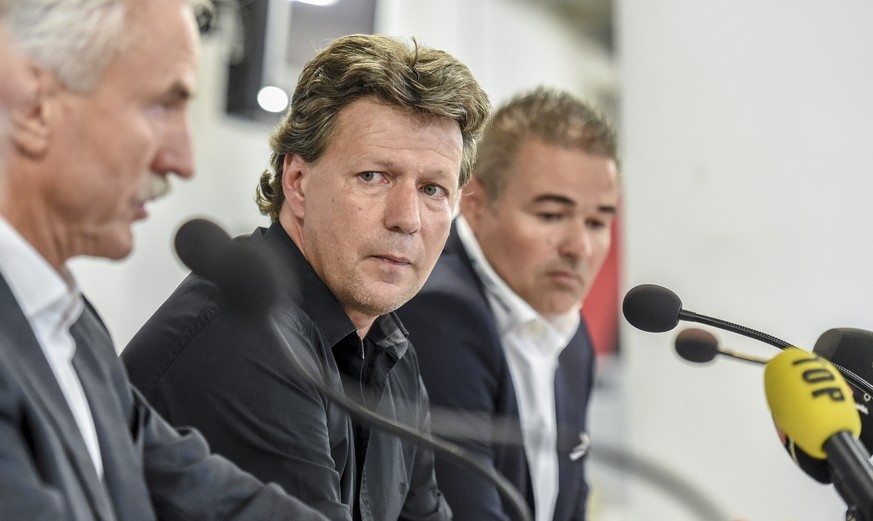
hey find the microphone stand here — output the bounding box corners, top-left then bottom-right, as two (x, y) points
(825, 433), (873, 521)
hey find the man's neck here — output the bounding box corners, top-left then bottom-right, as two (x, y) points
(345, 308), (376, 340)
(0, 206), (68, 275)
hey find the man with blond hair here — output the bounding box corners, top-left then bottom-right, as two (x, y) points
(398, 87), (621, 521)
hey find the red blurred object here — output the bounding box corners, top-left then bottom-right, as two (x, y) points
(581, 211), (621, 357)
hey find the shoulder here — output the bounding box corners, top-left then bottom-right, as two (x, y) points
(121, 273), (230, 396)
(400, 250), (492, 327)
(397, 249), (499, 364)
(421, 243), (481, 293)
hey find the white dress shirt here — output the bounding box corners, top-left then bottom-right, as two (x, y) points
(457, 216), (580, 521)
(0, 217), (104, 477)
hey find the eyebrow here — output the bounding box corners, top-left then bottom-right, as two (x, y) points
(532, 194), (618, 214)
(372, 158), (458, 181)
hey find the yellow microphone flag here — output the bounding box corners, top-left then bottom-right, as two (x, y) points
(764, 347), (861, 458)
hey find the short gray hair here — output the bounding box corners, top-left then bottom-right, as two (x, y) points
(6, 0), (130, 92)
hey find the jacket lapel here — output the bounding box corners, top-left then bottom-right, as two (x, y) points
(71, 306), (154, 521)
(553, 328), (593, 520)
(0, 275), (116, 520)
(449, 226), (538, 510)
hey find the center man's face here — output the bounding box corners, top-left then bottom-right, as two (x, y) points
(465, 138), (619, 316)
(287, 97), (463, 324)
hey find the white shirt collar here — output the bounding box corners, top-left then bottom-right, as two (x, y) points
(0, 217), (83, 357)
(456, 215), (582, 521)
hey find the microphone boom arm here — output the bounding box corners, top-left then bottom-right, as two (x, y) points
(678, 310), (792, 349)
(680, 310), (873, 395)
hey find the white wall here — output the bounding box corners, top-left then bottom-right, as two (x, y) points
(68, 0), (873, 519)
(619, 0), (873, 520)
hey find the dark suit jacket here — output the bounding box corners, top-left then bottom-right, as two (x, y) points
(0, 273), (325, 521)
(396, 224), (595, 521)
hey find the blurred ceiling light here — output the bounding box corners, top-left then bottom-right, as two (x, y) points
(257, 86), (289, 113)
(290, 0), (339, 6)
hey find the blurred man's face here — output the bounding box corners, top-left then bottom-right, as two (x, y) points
(0, 20), (28, 164)
(282, 97), (463, 330)
(21, 0), (199, 266)
(464, 138), (619, 316)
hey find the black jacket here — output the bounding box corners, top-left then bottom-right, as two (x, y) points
(122, 223), (450, 521)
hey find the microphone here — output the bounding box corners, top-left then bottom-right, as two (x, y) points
(765, 347), (873, 519)
(623, 284), (858, 485)
(674, 328), (768, 365)
(623, 283), (792, 348)
(814, 328), (873, 461)
(670, 329), (832, 482)
(173, 218), (533, 521)
(815, 328), (873, 396)
(623, 283), (873, 396)
(174, 218), (280, 316)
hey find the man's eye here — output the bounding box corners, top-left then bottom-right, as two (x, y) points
(359, 172), (380, 182)
(537, 213), (563, 222)
(587, 219), (607, 230)
(422, 184), (446, 198)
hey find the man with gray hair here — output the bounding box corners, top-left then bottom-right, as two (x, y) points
(0, 0), (326, 519)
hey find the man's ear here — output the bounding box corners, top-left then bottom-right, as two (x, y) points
(460, 176), (488, 228)
(10, 64), (60, 157)
(281, 153), (308, 220)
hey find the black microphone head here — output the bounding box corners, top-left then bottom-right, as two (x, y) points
(813, 327), (873, 455)
(674, 328), (719, 363)
(813, 328), (873, 383)
(174, 218), (281, 318)
(174, 218), (233, 278)
(622, 284), (683, 333)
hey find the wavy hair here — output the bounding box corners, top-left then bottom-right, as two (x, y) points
(256, 34), (491, 222)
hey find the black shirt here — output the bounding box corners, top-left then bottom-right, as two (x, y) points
(123, 222), (451, 521)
